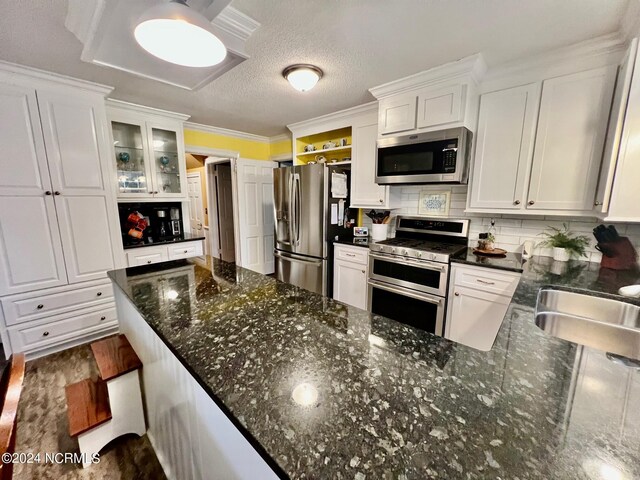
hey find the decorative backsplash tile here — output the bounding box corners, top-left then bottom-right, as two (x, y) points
(360, 185), (640, 263)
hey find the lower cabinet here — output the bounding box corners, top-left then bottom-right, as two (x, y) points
(445, 264), (521, 351)
(0, 279), (118, 358)
(125, 240), (204, 267)
(333, 244), (368, 310)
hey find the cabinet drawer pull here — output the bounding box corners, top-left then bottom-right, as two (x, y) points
(476, 279), (495, 285)
(184, 250), (188, 253)
(54, 191), (61, 196)
(147, 260), (152, 264)
(594, 201), (603, 206)
(379, 199), (384, 203)
(528, 200), (535, 205)
(513, 200), (521, 205)
(37, 304), (44, 310)
(45, 191), (52, 196)
(96, 292), (102, 297)
(345, 253), (356, 257)
(454, 292), (460, 296)
(100, 316), (106, 321)
(42, 331), (49, 337)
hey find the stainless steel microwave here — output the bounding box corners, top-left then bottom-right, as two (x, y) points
(376, 127), (471, 185)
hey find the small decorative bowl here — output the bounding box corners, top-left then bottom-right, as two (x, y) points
(118, 152), (130, 163)
(159, 156), (170, 166)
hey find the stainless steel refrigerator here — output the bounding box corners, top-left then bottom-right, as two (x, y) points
(273, 163), (351, 296)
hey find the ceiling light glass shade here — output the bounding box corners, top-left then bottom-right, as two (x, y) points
(283, 65), (323, 92)
(134, 0), (227, 68)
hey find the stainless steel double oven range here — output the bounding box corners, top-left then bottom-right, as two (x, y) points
(368, 216), (470, 336)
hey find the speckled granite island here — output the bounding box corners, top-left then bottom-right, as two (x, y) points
(108, 255), (640, 480)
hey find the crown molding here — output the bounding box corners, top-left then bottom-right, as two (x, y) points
(484, 32), (626, 82)
(268, 133), (291, 143)
(184, 121), (271, 143)
(106, 98), (190, 121)
(287, 101), (378, 132)
(0, 60), (113, 95)
(212, 6), (260, 42)
(369, 54), (487, 99)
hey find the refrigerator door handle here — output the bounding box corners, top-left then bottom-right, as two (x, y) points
(288, 172), (295, 246)
(274, 250), (323, 266)
(294, 173), (301, 246)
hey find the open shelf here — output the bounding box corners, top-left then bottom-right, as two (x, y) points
(296, 145), (351, 157)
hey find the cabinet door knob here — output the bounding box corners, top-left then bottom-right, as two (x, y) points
(184, 250), (188, 253)
(45, 191), (52, 196)
(37, 304), (44, 310)
(361, 270), (365, 274)
(379, 199), (384, 203)
(147, 260), (152, 264)
(100, 316), (106, 321)
(528, 200), (535, 205)
(42, 331), (49, 337)
(454, 292), (460, 296)
(96, 292), (102, 297)
(54, 191), (61, 195)
(513, 200), (521, 205)
(594, 201), (603, 206)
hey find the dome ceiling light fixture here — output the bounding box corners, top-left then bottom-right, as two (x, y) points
(283, 64), (323, 92)
(134, 0), (227, 68)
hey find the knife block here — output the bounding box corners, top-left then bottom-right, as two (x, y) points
(599, 237), (638, 270)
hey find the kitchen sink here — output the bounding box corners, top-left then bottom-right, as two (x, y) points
(535, 289), (640, 361)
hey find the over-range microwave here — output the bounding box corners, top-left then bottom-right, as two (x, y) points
(376, 127), (471, 185)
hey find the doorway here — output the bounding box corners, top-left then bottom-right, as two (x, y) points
(187, 173), (205, 237)
(210, 161), (236, 263)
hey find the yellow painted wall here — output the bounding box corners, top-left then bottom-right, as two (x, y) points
(186, 166), (208, 226)
(184, 128), (292, 161)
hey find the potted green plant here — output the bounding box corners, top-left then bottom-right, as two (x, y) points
(538, 224), (590, 262)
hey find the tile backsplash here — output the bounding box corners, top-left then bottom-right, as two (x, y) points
(360, 185), (640, 263)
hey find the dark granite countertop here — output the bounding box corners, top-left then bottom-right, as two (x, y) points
(122, 233), (205, 250)
(452, 247), (525, 273)
(108, 256), (640, 480)
(333, 236), (373, 248)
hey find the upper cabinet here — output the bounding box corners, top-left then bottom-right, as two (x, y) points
(106, 100), (190, 200)
(468, 65), (617, 215)
(351, 118), (390, 208)
(370, 54), (486, 138)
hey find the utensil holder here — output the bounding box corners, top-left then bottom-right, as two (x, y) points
(371, 224), (388, 241)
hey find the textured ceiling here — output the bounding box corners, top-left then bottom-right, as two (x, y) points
(0, 0), (630, 136)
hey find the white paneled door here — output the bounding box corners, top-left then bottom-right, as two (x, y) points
(235, 159), (278, 274)
(37, 90), (117, 283)
(187, 173), (204, 237)
(0, 84), (67, 295)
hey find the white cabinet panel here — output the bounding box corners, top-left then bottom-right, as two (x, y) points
(37, 91), (108, 194)
(55, 195), (115, 283)
(0, 194), (67, 296)
(0, 85), (51, 195)
(126, 247), (167, 267)
(527, 66), (617, 211)
(469, 83), (540, 210)
(333, 245), (368, 310)
(350, 122), (388, 208)
(167, 241), (204, 260)
(417, 84), (464, 130)
(378, 96), (417, 135)
(446, 286), (511, 351)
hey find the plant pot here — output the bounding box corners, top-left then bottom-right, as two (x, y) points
(552, 247), (571, 262)
(371, 224), (388, 241)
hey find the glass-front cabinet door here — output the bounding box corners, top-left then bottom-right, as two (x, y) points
(151, 127), (182, 196)
(112, 121), (151, 196)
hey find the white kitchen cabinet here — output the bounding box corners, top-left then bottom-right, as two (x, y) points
(0, 63), (121, 357)
(468, 83), (540, 210)
(603, 38), (640, 222)
(0, 85), (68, 295)
(378, 95), (417, 135)
(416, 84), (465, 130)
(445, 264), (521, 351)
(125, 240), (204, 267)
(350, 121), (390, 208)
(333, 244), (368, 310)
(526, 66), (617, 211)
(107, 100), (190, 200)
(467, 66), (617, 216)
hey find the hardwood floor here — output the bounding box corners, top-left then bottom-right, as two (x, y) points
(14, 344), (166, 480)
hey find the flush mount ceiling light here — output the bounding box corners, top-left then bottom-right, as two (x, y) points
(134, 0), (227, 68)
(283, 64), (323, 92)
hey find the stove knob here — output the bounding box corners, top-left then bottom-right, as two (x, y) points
(428, 253), (436, 261)
(416, 252), (422, 258)
(391, 248), (396, 253)
(402, 249), (408, 255)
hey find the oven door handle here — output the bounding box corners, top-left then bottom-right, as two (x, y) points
(368, 279), (442, 305)
(369, 252), (446, 272)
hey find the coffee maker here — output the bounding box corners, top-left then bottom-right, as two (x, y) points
(170, 207), (181, 236)
(154, 209), (172, 239)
